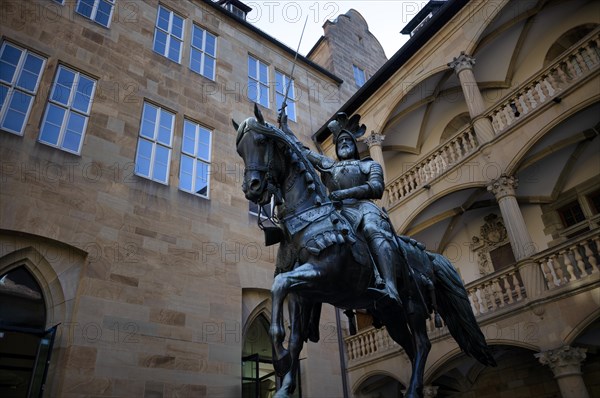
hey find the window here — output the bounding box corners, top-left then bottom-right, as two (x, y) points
(249, 199), (275, 219)
(153, 5), (184, 63)
(190, 25), (217, 80)
(0, 42), (46, 136)
(353, 65), (366, 87)
(588, 189), (600, 214)
(558, 200), (586, 227)
(275, 71), (296, 122)
(135, 102), (174, 184)
(75, 0), (115, 27)
(225, 3), (247, 20)
(39, 66), (96, 154)
(248, 56), (269, 108)
(179, 119), (212, 198)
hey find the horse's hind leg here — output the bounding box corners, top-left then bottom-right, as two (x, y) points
(405, 315), (431, 398)
(376, 307), (415, 363)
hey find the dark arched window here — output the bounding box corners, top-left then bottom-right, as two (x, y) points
(544, 24), (598, 66)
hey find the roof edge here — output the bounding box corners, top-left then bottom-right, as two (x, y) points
(200, 0), (343, 84)
(312, 0), (470, 144)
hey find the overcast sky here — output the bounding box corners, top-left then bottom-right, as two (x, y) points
(247, 1), (427, 58)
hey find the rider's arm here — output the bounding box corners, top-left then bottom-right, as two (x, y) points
(279, 113), (334, 171)
(329, 161), (384, 201)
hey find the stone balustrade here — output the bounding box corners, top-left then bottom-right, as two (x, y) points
(465, 265), (526, 316)
(489, 28), (600, 134)
(385, 126), (478, 205)
(384, 28), (600, 209)
(345, 326), (398, 364)
(535, 231), (600, 290)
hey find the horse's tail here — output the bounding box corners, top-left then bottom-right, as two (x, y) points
(431, 253), (497, 367)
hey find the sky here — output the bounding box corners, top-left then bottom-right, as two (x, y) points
(246, 1), (429, 58)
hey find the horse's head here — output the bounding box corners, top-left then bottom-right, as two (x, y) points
(234, 105), (279, 205)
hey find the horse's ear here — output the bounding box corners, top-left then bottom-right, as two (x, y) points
(232, 119), (240, 131)
(254, 103), (265, 125)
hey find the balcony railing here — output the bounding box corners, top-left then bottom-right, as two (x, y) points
(344, 230), (600, 366)
(465, 264), (526, 317)
(489, 27), (600, 134)
(384, 28), (600, 209)
(385, 126), (478, 205)
(535, 230), (600, 290)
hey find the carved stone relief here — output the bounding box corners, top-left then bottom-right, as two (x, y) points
(471, 213), (510, 276)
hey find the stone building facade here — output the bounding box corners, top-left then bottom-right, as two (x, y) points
(0, 1), (386, 397)
(311, 0), (600, 397)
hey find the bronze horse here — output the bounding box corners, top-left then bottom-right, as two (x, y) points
(234, 106), (496, 398)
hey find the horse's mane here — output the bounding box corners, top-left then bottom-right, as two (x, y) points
(239, 117), (329, 205)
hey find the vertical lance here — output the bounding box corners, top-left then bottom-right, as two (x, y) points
(279, 16), (309, 130)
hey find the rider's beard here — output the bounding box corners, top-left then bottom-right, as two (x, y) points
(338, 145), (354, 160)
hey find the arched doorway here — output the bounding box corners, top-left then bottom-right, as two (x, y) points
(242, 314), (301, 398)
(0, 266), (57, 398)
(429, 345), (559, 397)
(354, 373), (404, 398)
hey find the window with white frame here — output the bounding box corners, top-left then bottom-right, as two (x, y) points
(248, 55), (269, 108)
(38, 66), (96, 154)
(353, 65), (366, 87)
(190, 25), (217, 80)
(135, 102), (174, 184)
(153, 5), (184, 63)
(75, 0), (115, 27)
(227, 3), (247, 20)
(179, 119), (212, 198)
(249, 199), (275, 219)
(0, 42), (46, 135)
(275, 71), (296, 122)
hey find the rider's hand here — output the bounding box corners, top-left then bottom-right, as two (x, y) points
(278, 113), (288, 125)
(330, 190), (346, 201)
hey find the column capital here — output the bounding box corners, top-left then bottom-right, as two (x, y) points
(361, 131), (386, 148)
(448, 51), (476, 74)
(535, 346), (587, 378)
(423, 385), (439, 398)
(487, 174), (518, 200)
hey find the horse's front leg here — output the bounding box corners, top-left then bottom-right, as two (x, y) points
(270, 263), (321, 377)
(274, 293), (304, 398)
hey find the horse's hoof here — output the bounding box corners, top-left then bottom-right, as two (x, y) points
(273, 389), (290, 398)
(273, 350), (291, 377)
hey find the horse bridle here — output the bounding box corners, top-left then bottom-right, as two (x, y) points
(240, 123), (282, 228)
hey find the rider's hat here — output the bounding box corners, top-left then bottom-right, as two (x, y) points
(328, 112), (366, 160)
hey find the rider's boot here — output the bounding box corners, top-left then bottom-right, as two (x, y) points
(370, 238), (402, 308)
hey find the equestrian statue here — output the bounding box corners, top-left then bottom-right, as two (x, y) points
(234, 104), (496, 398)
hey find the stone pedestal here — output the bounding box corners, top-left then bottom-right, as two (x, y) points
(535, 346), (590, 398)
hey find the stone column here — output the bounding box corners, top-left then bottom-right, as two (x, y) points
(488, 175), (545, 297)
(487, 175), (536, 260)
(361, 131), (388, 206)
(423, 385), (439, 398)
(362, 131), (387, 180)
(535, 346), (590, 398)
(448, 52), (495, 143)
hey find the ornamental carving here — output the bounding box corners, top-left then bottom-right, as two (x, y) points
(487, 174), (518, 199)
(361, 131), (385, 148)
(535, 346), (587, 377)
(448, 51), (476, 74)
(471, 213), (509, 276)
